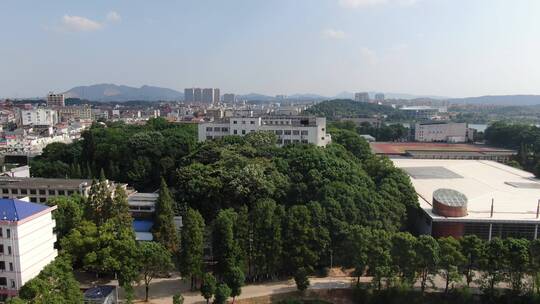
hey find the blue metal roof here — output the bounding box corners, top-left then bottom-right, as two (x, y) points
(0, 199), (49, 222)
(84, 285), (116, 299)
(132, 220), (153, 232)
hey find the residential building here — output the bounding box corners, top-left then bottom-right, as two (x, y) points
(194, 88), (202, 103)
(374, 93), (385, 102)
(400, 106), (443, 120)
(46, 92), (65, 107)
(354, 92), (370, 102)
(414, 122), (473, 143)
(57, 105), (93, 122)
(21, 109), (58, 127)
(393, 159), (540, 240)
(128, 192), (158, 219)
(223, 93), (236, 103)
(184, 88), (194, 103)
(202, 88), (214, 104)
(0, 198), (57, 298)
(213, 88), (220, 105)
(198, 116), (332, 147)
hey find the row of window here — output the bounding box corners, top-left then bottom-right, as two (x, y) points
(232, 120), (257, 125)
(0, 261), (14, 272)
(273, 130), (308, 136)
(0, 244), (12, 255)
(0, 229), (10, 239)
(277, 139), (308, 145)
(0, 277), (16, 289)
(0, 188), (77, 196)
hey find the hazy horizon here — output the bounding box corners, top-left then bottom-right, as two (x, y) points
(2, 0), (540, 98)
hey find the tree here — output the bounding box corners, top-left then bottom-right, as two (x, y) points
(504, 238), (530, 295)
(366, 229), (393, 290)
(47, 196), (84, 241)
(153, 178), (180, 254)
(139, 242), (174, 302)
(251, 199), (283, 281)
(530, 239), (540, 294)
(294, 267), (310, 292)
(282, 205), (318, 274)
(460, 235), (484, 287)
(180, 208), (206, 290)
(390, 232), (417, 286)
(479, 238), (507, 296)
(18, 256), (83, 304)
(213, 283), (231, 304)
(85, 176), (110, 226)
(103, 185), (132, 229)
(344, 225), (370, 285)
(173, 294), (184, 304)
(415, 235), (440, 293)
(200, 273), (217, 304)
(212, 209), (240, 277)
(438, 237), (465, 293)
(235, 205), (251, 276)
(225, 266), (245, 303)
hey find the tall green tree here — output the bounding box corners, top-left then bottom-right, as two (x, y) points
(200, 273), (217, 304)
(530, 239), (540, 294)
(479, 238), (507, 296)
(438, 237), (465, 293)
(180, 208), (206, 290)
(225, 266), (245, 304)
(504, 238), (530, 295)
(251, 199), (283, 281)
(282, 205), (318, 274)
(47, 196), (84, 241)
(139, 242), (174, 302)
(153, 178), (180, 254)
(390, 232), (417, 286)
(460, 235), (485, 287)
(415, 235), (440, 293)
(213, 283), (231, 304)
(212, 209), (240, 278)
(104, 185), (132, 229)
(235, 205), (251, 276)
(85, 176), (110, 226)
(294, 267), (310, 292)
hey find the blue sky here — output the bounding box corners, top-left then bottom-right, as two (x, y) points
(1, 0), (540, 98)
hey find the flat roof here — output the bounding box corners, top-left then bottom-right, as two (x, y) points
(371, 142), (515, 155)
(392, 159), (540, 223)
(0, 177), (92, 189)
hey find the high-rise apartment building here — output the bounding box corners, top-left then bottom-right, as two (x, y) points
(354, 92), (370, 102)
(46, 92), (65, 107)
(194, 88), (203, 102)
(202, 88), (214, 104)
(184, 88), (194, 103)
(213, 88), (220, 104)
(21, 109), (58, 126)
(374, 93), (385, 102)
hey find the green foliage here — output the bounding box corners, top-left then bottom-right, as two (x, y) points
(294, 267), (310, 292)
(438, 237), (465, 293)
(212, 209), (241, 277)
(18, 255), (83, 304)
(173, 293), (184, 304)
(224, 266), (245, 299)
(251, 199), (283, 280)
(139, 242), (174, 302)
(47, 195), (84, 241)
(200, 273), (217, 304)
(390, 232), (417, 285)
(305, 99), (404, 120)
(415, 235), (440, 293)
(459, 235), (484, 287)
(282, 205), (318, 273)
(154, 178), (180, 254)
(180, 208), (205, 289)
(213, 283), (231, 304)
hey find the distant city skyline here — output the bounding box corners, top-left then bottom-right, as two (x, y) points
(2, 0), (540, 98)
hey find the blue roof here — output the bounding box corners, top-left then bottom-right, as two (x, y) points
(132, 220), (153, 232)
(0, 199), (49, 221)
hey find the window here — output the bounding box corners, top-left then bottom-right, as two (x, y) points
(1, 189), (7, 194)
(321, 137), (325, 140)
(301, 139), (308, 144)
(277, 138), (283, 144)
(0, 229), (2, 238)
(6, 229), (10, 239)
(10, 280), (15, 288)
(242, 121), (246, 124)
(58, 190), (65, 196)
(7, 246), (11, 255)
(275, 130), (283, 135)
(11, 189), (18, 195)
(39, 198), (47, 203)
(67, 191), (73, 196)
(213, 127), (221, 132)
(9, 263), (12, 272)
(250, 130), (255, 133)
(284, 130), (291, 135)
(293, 130), (300, 135)
(48, 190), (55, 195)
(39, 189), (45, 195)
(301, 130), (308, 136)
(241, 130), (246, 135)
(293, 139), (300, 143)
(21, 189), (27, 195)
(0, 278), (6, 286)
(233, 130), (238, 135)
(233, 120), (237, 124)
(206, 127), (212, 132)
(221, 127), (229, 132)
(250, 121), (255, 125)
(0, 261), (5, 270)
(30, 189), (36, 195)
(0, 245), (3, 254)
(284, 139), (291, 144)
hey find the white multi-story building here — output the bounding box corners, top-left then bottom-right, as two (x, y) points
(198, 116), (332, 147)
(415, 122), (473, 143)
(0, 198), (57, 297)
(354, 92), (370, 102)
(21, 109), (58, 127)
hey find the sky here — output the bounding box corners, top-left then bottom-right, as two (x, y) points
(1, 0), (540, 98)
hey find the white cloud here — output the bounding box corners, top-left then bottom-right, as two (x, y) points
(106, 11), (121, 23)
(62, 15), (103, 31)
(339, 0), (419, 8)
(322, 29), (347, 39)
(359, 47), (378, 65)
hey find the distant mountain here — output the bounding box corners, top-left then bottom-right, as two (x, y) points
(64, 84), (183, 102)
(449, 95), (540, 106)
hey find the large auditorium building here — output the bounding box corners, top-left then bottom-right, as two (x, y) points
(393, 159), (540, 240)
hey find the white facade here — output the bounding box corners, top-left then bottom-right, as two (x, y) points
(21, 109), (58, 126)
(415, 122), (472, 143)
(0, 200), (57, 297)
(198, 116), (332, 147)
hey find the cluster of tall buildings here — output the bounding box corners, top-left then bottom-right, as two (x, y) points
(184, 88), (220, 104)
(354, 92), (385, 103)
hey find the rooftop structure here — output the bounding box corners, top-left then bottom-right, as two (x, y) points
(198, 115), (331, 147)
(371, 142), (516, 162)
(83, 285), (117, 304)
(414, 121), (473, 143)
(393, 159), (540, 240)
(0, 198), (57, 297)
